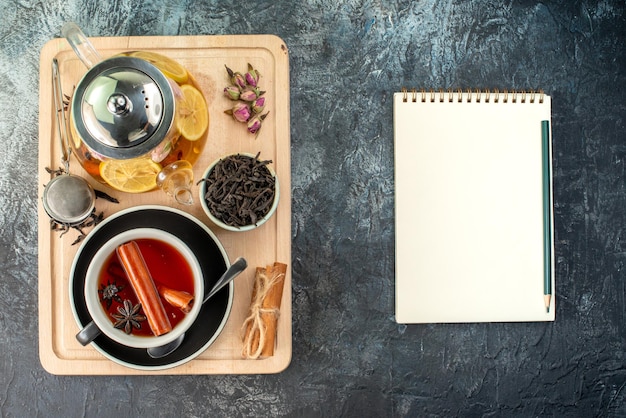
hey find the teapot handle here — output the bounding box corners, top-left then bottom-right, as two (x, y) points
(61, 22), (102, 69)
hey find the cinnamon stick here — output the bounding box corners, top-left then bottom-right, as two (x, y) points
(243, 267), (265, 356)
(117, 241), (172, 336)
(260, 262), (286, 356)
(158, 286), (195, 313)
(242, 262), (287, 359)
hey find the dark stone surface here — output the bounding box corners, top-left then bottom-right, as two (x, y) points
(1, 0), (625, 416)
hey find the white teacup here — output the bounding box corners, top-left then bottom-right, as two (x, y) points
(79, 228), (203, 349)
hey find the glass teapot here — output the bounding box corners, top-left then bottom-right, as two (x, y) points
(61, 23), (209, 194)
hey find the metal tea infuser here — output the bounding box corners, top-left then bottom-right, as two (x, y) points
(42, 58), (96, 225)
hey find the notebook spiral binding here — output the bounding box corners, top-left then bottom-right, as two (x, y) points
(400, 87), (545, 104)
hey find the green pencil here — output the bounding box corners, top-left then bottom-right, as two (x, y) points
(542, 120), (552, 313)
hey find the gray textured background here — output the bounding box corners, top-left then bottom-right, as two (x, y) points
(1, 0), (625, 416)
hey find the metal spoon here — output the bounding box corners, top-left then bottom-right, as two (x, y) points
(43, 58), (96, 225)
(146, 257), (248, 359)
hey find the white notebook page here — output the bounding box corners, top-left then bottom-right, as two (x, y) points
(393, 90), (554, 323)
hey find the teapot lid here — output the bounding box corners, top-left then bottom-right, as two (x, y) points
(71, 56), (175, 160)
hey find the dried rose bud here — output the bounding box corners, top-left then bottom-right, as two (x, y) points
(224, 102), (251, 122)
(224, 86), (241, 101)
(247, 112), (269, 135)
(247, 115), (263, 134)
(232, 72), (246, 89)
(224, 65), (246, 89)
(245, 63), (260, 87)
(252, 96), (266, 113)
(239, 88), (259, 102)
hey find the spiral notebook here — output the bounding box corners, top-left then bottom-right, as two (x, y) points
(394, 89), (555, 323)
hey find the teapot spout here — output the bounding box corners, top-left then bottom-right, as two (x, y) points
(61, 22), (103, 69)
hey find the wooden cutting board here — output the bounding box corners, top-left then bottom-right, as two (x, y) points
(38, 34), (291, 375)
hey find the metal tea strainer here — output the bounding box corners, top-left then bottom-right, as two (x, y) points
(42, 58), (96, 225)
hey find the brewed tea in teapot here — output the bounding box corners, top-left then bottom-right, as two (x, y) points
(62, 23), (208, 193)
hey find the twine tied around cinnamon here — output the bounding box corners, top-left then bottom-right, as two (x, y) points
(241, 262), (287, 359)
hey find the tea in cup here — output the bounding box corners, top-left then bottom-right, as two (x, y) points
(78, 228), (203, 349)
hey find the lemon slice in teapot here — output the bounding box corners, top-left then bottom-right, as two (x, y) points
(176, 84), (209, 141)
(100, 158), (162, 193)
(129, 51), (189, 84)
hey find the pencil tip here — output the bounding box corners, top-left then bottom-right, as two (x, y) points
(546, 307), (550, 313)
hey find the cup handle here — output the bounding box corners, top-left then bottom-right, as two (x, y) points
(76, 320), (101, 346)
(61, 22), (103, 69)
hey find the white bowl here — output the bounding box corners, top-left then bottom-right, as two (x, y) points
(199, 153), (280, 232)
(84, 228), (204, 349)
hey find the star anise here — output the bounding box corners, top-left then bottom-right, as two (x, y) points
(111, 300), (146, 335)
(98, 279), (124, 309)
